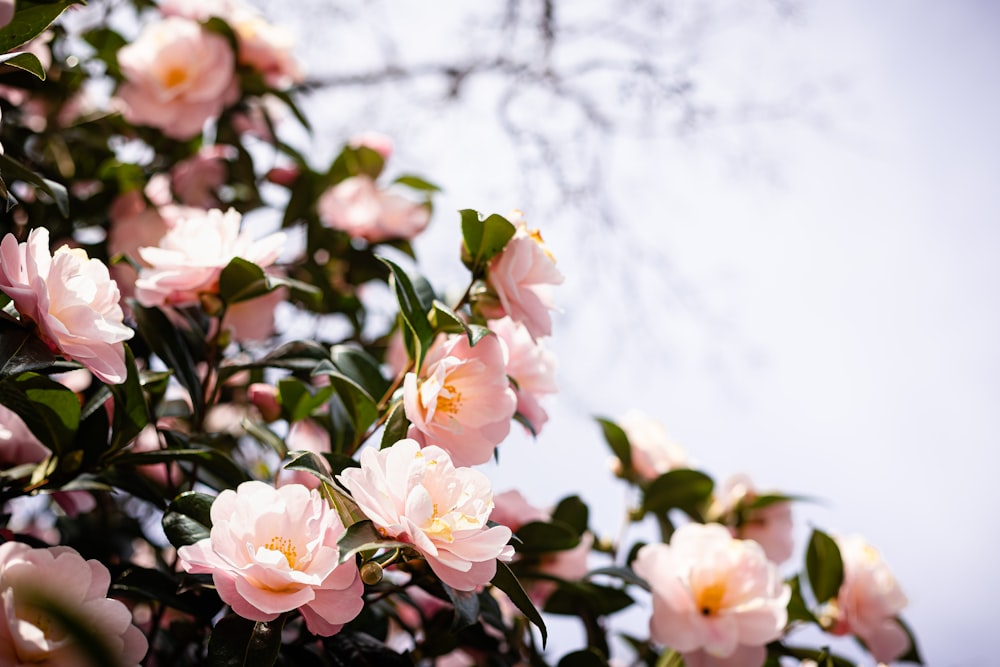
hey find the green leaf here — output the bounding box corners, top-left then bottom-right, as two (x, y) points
(284, 451), (367, 526)
(441, 582), (480, 631)
(277, 377), (334, 423)
(335, 519), (410, 564)
(377, 257), (434, 370)
(132, 304), (204, 424)
(460, 209), (516, 275)
(514, 520), (581, 554)
(430, 300), (490, 346)
(107, 345), (149, 454)
(543, 581), (634, 617)
(218, 257), (270, 304)
(0, 316), (58, 378)
(0, 51), (45, 79)
(0, 153), (69, 217)
(0, 0), (81, 54)
(113, 566), (224, 618)
(586, 566), (650, 591)
(118, 447), (251, 489)
(654, 650), (686, 667)
(552, 495), (589, 536)
(380, 401), (409, 449)
(207, 614), (285, 667)
(805, 529), (844, 604)
(785, 575), (819, 625)
(329, 344), (390, 400)
(0, 372), (79, 454)
(895, 616), (924, 664)
(558, 650), (611, 667)
(595, 417), (631, 474)
(162, 491), (215, 549)
(491, 560), (547, 646)
(393, 174), (441, 192)
(642, 469), (714, 519)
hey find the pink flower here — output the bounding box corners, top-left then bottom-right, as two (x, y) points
(349, 132), (393, 160)
(632, 523), (789, 664)
(490, 490), (548, 533)
(177, 481), (363, 635)
(339, 439), (515, 591)
(0, 1), (13, 30)
(134, 207), (285, 308)
(403, 333), (516, 467)
(0, 404), (48, 468)
(171, 145), (236, 208)
(0, 228), (134, 384)
(483, 216), (564, 339)
(616, 409), (688, 481)
(116, 17), (239, 140)
(231, 14), (303, 89)
(490, 316), (557, 435)
(248, 383), (281, 422)
(317, 176), (430, 243)
(222, 285), (287, 342)
(824, 535), (910, 663)
(0, 542), (148, 666)
(710, 475), (794, 565)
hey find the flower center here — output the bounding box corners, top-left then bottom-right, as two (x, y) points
(436, 383), (462, 415)
(162, 66), (188, 89)
(694, 578), (727, 617)
(265, 536), (298, 569)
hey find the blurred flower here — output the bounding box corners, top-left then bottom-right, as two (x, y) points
(134, 207), (285, 308)
(482, 215), (564, 339)
(0, 403), (48, 469)
(489, 490), (548, 532)
(317, 175), (430, 243)
(615, 409), (688, 481)
(170, 145), (236, 208)
(632, 523), (789, 665)
(339, 439), (514, 591)
(0, 542), (148, 666)
(709, 474), (795, 565)
(403, 333), (516, 467)
(223, 285), (287, 342)
(177, 481), (363, 635)
(0, 1), (13, 30)
(349, 131), (394, 159)
(248, 383), (281, 422)
(823, 535), (910, 663)
(490, 316), (557, 435)
(116, 17), (239, 140)
(0, 228), (134, 384)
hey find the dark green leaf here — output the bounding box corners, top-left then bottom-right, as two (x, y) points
(0, 51), (45, 79)
(107, 345), (148, 454)
(218, 257), (270, 304)
(377, 256), (435, 370)
(324, 631), (412, 667)
(558, 650), (611, 667)
(430, 300), (490, 347)
(335, 519), (409, 563)
(894, 617), (923, 664)
(441, 582), (480, 631)
(806, 529), (844, 604)
(491, 560), (547, 646)
(552, 495), (589, 536)
(380, 401), (409, 449)
(162, 491), (215, 549)
(595, 417), (631, 474)
(329, 344), (390, 400)
(117, 447), (251, 489)
(0, 0), (82, 54)
(543, 581), (634, 617)
(0, 153), (69, 217)
(277, 377), (335, 423)
(132, 304), (204, 423)
(514, 520), (581, 554)
(0, 317), (58, 378)
(207, 614), (285, 667)
(586, 566), (650, 591)
(785, 575), (818, 625)
(0, 372), (79, 454)
(460, 209), (516, 275)
(642, 469), (714, 519)
(113, 566), (223, 618)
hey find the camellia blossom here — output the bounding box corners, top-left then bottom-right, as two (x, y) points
(823, 535), (910, 663)
(316, 175), (431, 243)
(116, 16), (239, 140)
(339, 439), (515, 591)
(709, 474), (795, 565)
(632, 523), (790, 665)
(134, 207), (285, 308)
(403, 333), (517, 467)
(616, 409), (688, 482)
(0, 228), (134, 384)
(490, 316), (557, 435)
(0, 542), (148, 666)
(483, 215), (564, 339)
(177, 481), (363, 636)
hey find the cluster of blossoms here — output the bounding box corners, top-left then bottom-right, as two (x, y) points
(0, 1), (920, 666)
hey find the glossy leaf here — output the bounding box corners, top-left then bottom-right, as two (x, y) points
(335, 519), (410, 564)
(378, 257), (434, 370)
(162, 491), (215, 549)
(491, 560), (547, 646)
(514, 520), (581, 554)
(785, 575), (819, 625)
(430, 300), (490, 347)
(0, 153), (69, 217)
(806, 528), (844, 604)
(595, 417), (631, 473)
(0, 51), (45, 79)
(0, 372), (79, 454)
(642, 469), (714, 519)
(132, 304), (204, 424)
(393, 174), (441, 192)
(442, 582), (480, 631)
(107, 345), (148, 454)
(894, 617), (924, 664)
(0, 0), (82, 55)
(207, 614), (285, 667)
(544, 581), (634, 617)
(329, 344), (390, 401)
(0, 317), (58, 378)
(380, 401), (409, 449)
(551, 495), (589, 536)
(277, 377), (335, 423)
(558, 650), (611, 667)
(460, 209), (516, 274)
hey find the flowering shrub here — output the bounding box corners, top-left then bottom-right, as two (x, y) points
(0, 2), (921, 666)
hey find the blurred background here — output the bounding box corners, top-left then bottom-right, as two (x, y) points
(264, 1), (999, 664)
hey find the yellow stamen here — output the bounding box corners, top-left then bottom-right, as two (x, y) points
(265, 536), (298, 569)
(162, 67), (188, 89)
(436, 383), (463, 414)
(695, 579), (727, 617)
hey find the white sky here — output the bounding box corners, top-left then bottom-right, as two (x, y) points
(278, 0), (1000, 663)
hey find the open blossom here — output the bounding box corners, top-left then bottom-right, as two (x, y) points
(483, 215), (564, 339)
(317, 176), (430, 243)
(823, 535), (910, 663)
(633, 523), (789, 666)
(134, 207), (285, 308)
(339, 439), (514, 591)
(116, 17), (239, 140)
(616, 409), (688, 481)
(709, 475), (795, 565)
(403, 333), (517, 467)
(0, 228), (134, 384)
(177, 481), (363, 635)
(0, 542), (148, 666)
(490, 316), (557, 435)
